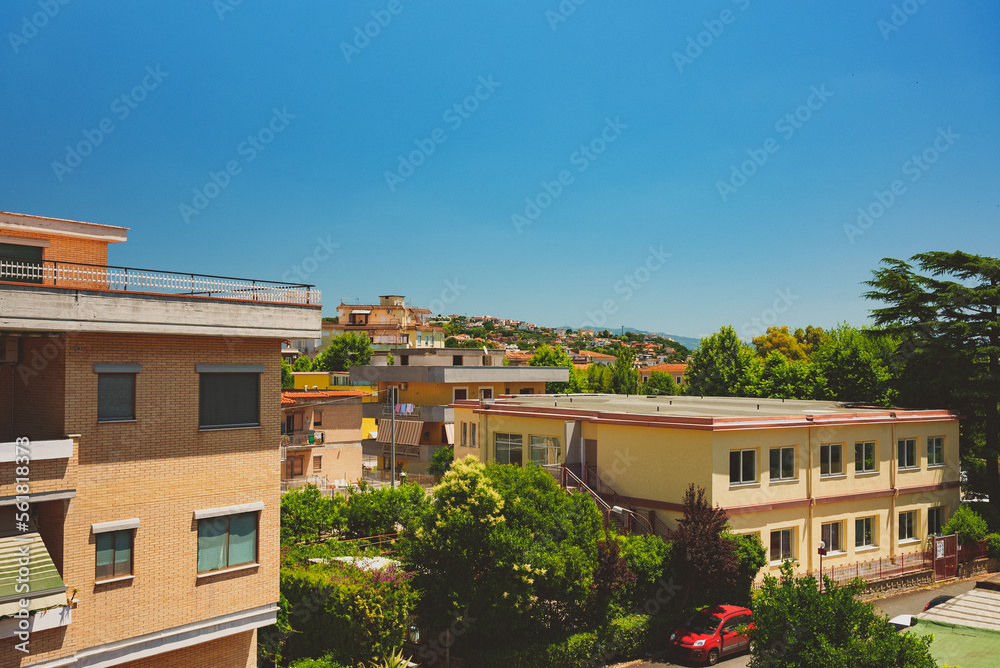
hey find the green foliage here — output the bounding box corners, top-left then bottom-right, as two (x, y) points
(400, 457), (603, 649)
(811, 324), (897, 405)
(757, 350), (816, 400)
(753, 326), (810, 361)
(344, 482), (428, 538)
(315, 331), (373, 372)
(369, 648), (413, 668)
(281, 358), (295, 389)
(942, 504), (988, 545)
(987, 532), (1000, 559)
(288, 656), (350, 668)
(612, 533), (673, 611)
(641, 370), (680, 396)
(280, 485), (346, 546)
(727, 531), (767, 606)
(428, 444), (454, 476)
(793, 325), (828, 355)
(292, 355), (313, 372)
(528, 344), (574, 393)
(280, 560), (417, 666)
(684, 325), (762, 397)
(609, 346), (639, 394)
(965, 499), (1000, 532)
(671, 484), (740, 609)
(746, 562), (937, 668)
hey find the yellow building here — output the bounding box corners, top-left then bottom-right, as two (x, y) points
(291, 371), (377, 438)
(453, 394), (960, 574)
(322, 295), (445, 351)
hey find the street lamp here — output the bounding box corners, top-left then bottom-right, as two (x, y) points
(818, 540), (827, 593)
(610, 505), (654, 535)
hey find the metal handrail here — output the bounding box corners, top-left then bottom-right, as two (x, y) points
(0, 255), (320, 305)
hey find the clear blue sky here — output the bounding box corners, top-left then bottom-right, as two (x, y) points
(2, 1), (997, 340)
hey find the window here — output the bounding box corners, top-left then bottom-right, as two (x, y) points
(0, 241), (44, 284)
(495, 433), (523, 466)
(313, 456), (322, 472)
(313, 410), (323, 427)
(899, 511), (915, 541)
(855, 441), (876, 473)
(197, 512), (258, 573)
(453, 355), (463, 366)
(529, 436), (560, 466)
(470, 423), (477, 448)
(769, 446), (796, 481)
(927, 437), (944, 467)
(821, 521), (842, 553)
(198, 366), (262, 428)
(729, 449), (756, 485)
(290, 457), (304, 476)
(479, 388), (493, 400)
(898, 439), (917, 469)
(453, 388), (468, 401)
(855, 517), (876, 548)
(928, 507), (945, 537)
(96, 529), (133, 580)
(98, 373), (136, 421)
(820, 443), (842, 476)
(400, 355), (409, 365)
(461, 422), (467, 447)
(770, 528), (793, 562)
(519, 387), (534, 395)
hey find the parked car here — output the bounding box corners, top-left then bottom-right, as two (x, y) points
(923, 595), (953, 611)
(668, 605), (752, 665)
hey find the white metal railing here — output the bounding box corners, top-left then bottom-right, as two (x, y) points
(0, 257), (321, 305)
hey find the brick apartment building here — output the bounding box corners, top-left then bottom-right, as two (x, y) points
(0, 211), (320, 667)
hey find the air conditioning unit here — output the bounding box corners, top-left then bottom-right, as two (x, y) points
(0, 338), (17, 364)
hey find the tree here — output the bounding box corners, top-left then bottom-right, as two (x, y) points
(281, 358), (295, 389)
(315, 332), (373, 372)
(757, 351), (816, 400)
(746, 562), (937, 668)
(428, 444), (454, 476)
(529, 344), (574, 393)
(865, 251), (1000, 508)
(941, 505), (988, 545)
(293, 355), (313, 372)
(684, 326), (762, 397)
(726, 531), (767, 606)
(793, 325), (827, 355)
(670, 484), (739, 609)
(810, 324), (896, 405)
(609, 346), (639, 394)
(752, 326), (809, 361)
(640, 370), (679, 396)
(280, 484), (346, 545)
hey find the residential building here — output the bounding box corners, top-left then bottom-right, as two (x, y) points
(350, 348), (568, 475)
(453, 394), (960, 574)
(322, 295), (445, 352)
(638, 363), (688, 388)
(0, 210), (320, 667)
(571, 350), (617, 366)
(281, 390), (367, 488)
(291, 371), (378, 438)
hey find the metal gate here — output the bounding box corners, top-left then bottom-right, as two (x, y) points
(933, 534), (958, 580)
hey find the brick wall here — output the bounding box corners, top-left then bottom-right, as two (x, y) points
(117, 630), (256, 668)
(0, 228), (108, 267)
(0, 333), (280, 667)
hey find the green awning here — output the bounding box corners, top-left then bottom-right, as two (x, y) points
(0, 533), (67, 618)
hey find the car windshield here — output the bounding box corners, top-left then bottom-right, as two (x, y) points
(685, 612), (724, 635)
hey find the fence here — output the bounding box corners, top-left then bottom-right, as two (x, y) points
(362, 469), (438, 488)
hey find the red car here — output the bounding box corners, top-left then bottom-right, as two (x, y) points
(667, 605), (752, 665)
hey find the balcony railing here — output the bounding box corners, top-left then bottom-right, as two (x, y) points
(0, 257), (320, 305)
(282, 431), (325, 447)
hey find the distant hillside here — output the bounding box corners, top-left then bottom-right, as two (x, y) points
(622, 328), (701, 350)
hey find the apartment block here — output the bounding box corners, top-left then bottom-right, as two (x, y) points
(453, 394), (960, 574)
(0, 211), (320, 667)
(281, 390), (368, 487)
(322, 295), (445, 351)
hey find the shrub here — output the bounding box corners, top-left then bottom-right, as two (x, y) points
(942, 504), (989, 545)
(987, 533), (1000, 559)
(344, 481), (427, 538)
(288, 656), (350, 668)
(280, 485), (345, 546)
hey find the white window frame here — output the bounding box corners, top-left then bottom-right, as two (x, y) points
(820, 443), (843, 477)
(897, 438), (918, 470)
(769, 528), (794, 563)
(821, 521), (843, 554)
(730, 449), (757, 486)
(898, 510), (916, 542)
(452, 387), (469, 402)
(470, 423), (477, 448)
(769, 446), (796, 482)
(854, 441), (877, 474)
(927, 436), (945, 467)
(855, 516), (877, 549)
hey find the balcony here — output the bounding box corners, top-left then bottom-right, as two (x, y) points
(281, 431), (325, 448)
(0, 258), (321, 339)
(363, 403), (451, 422)
(0, 438), (73, 463)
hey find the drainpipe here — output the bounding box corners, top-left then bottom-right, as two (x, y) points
(890, 420), (897, 558)
(807, 425), (814, 573)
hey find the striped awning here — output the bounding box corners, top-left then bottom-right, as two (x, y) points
(376, 420), (423, 446)
(0, 533), (67, 618)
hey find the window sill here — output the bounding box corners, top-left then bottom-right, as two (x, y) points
(729, 482), (760, 489)
(769, 478), (799, 485)
(769, 559), (793, 567)
(198, 425), (262, 432)
(854, 470), (880, 477)
(855, 545), (880, 553)
(897, 466), (921, 473)
(98, 419), (137, 424)
(898, 538), (921, 546)
(928, 464), (947, 469)
(197, 563), (260, 578)
(820, 474), (847, 480)
(822, 550), (848, 558)
(95, 574), (134, 585)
